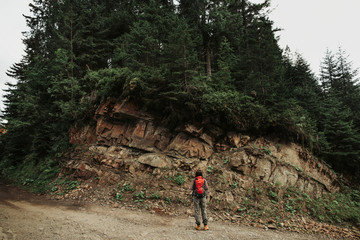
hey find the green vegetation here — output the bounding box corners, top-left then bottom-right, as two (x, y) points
(149, 192), (161, 200)
(269, 190), (278, 200)
(121, 183), (134, 193)
(164, 197), (172, 204)
(0, 156), (60, 193)
(207, 166), (214, 173)
(231, 181), (239, 189)
(134, 190), (146, 203)
(307, 188), (360, 226)
(261, 147), (272, 156)
(175, 174), (186, 186)
(232, 184), (359, 228)
(0, 2), (359, 231)
(115, 192), (123, 201)
(273, 186), (360, 227)
(114, 183), (134, 201)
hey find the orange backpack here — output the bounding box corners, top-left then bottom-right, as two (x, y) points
(194, 176), (206, 198)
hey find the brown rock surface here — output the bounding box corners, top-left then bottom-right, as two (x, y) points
(69, 99), (340, 196)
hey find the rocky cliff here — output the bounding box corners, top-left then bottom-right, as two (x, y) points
(67, 98), (339, 204)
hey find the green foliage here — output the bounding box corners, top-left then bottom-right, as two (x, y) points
(55, 177), (79, 193)
(175, 174), (186, 186)
(0, 155), (60, 193)
(121, 183), (134, 193)
(268, 100), (318, 145)
(115, 192), (123, 201)
(201, 90), (268, 131)
(261, 147), (272, 156)
(269, 190), (278, 200)
(285, 187), (360, 227)
(307, 188), (360, 226)
(149, 192), (160, 199)
(134, 190), (146, 203)
(86, 67), (136, 99)
(164, 197), (172, 204)
(207, 165), (214, 173)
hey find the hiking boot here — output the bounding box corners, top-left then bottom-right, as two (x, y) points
(204, 225), (209, 231)
(195, 225), (201, 230)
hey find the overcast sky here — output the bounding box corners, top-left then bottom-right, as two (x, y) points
(1, 0), (360, 112)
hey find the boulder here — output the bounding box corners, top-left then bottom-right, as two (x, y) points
(138, 153), (172, 169)
(268, 165), (298, 188)
(229, 151), (252, 175)
(252, 158), (272, 181)
(167, 132), (213, 159)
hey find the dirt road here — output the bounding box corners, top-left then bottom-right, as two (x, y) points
(0, 182), (336, 240)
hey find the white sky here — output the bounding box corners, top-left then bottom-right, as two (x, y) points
(1, 0), (360, 112)
(0, 1), (30, 113)
(268, 0), (360, 74)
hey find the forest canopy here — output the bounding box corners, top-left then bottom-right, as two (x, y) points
(1, 0), (359, 180)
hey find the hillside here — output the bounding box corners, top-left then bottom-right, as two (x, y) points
(70, 98), (339, 196)
(41, 98), (357, 239)
(0, 1), (360, 238)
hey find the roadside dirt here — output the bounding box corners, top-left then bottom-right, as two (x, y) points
(0, 182), (341, 240)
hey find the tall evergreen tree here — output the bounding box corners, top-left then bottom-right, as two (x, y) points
(319, 49), (360, 175)
(320, 49), (338, 94)
(334, 48), (360, 127)
(319, 91), (360, 174)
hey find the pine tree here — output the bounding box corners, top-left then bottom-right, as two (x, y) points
(320, 49), (338, 94)
(284, 53), (322, 118)
(319, 91), (360, 173)
(319, 49), (360, 175)
(334, 48), (360, 127)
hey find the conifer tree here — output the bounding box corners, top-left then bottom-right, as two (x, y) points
(320, 49), (338, 94)
(334, 48), (360, 127)
(319, 91), (360, 173)
(319, 49), (360, 174)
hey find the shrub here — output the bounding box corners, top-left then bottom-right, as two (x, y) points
(121, 183), (134, 192)
(200, 90), (269, 131)
(207, 166), (214, 173)
(86, 67), (136, 99)
(0, 155), (60, 193)
(115, 192), (123, 201)
(134, 190), (146, 203)
(269, 190), (278, 200)
(149, 192), (160, 199)
(175, 174), (186, 186)
(307, 188), (360, 226)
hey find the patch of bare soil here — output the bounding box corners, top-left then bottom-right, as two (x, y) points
(0, 182), (343, 240)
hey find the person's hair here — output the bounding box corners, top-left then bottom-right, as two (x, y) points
(195, 169), (203, 177)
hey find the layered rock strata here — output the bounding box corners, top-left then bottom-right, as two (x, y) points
(69, 99), (339, 196)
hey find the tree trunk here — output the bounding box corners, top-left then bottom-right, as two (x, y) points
(206, 41), (212, 76)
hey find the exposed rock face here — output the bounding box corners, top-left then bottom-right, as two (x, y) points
(73, 99), (215, 159)
(227, 143), (339, 195)
(69, 99), (339, 196)
(137, 153), (172, 169)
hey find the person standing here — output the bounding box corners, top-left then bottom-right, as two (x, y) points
(191, 169), (209, 230)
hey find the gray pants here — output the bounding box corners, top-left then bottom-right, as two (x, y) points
(193, 196), (207, 226)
